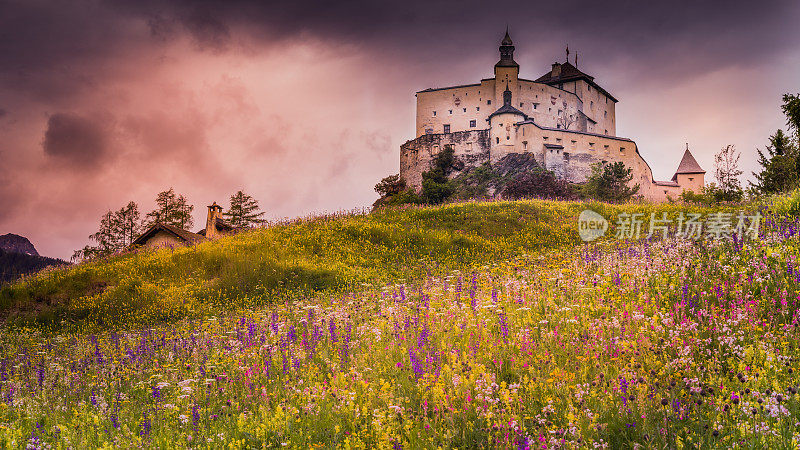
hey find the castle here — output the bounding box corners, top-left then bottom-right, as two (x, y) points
(399, 29), (705, 201)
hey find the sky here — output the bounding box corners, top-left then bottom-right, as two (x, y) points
(1, 0), (799, 259)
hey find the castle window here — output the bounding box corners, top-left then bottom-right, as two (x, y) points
(604, 145), (609, 149)
(688, 177), (694, 181)
(605, 130), (608, 135)
(557, 124), (561, 129)
(506, 136), (510, 140)
(543, 136), (549, 140)
(476, 107), (480, 111)
(487, 100), (492, 105)
(443, 124), (450, 133)
(469, 120), (476, 128)
(523, 141), (528, 149)
(564, 152), (570, 161)
(604, 111), (607, 118)
(463, 108), (467, 112)
(449, 110), (452, 115)
(496, 137), (500, 144)
(556, 138), (562, 143)
(433, 111), (437, 116)
(589, 142), (595, 147)
(590, 101), (594, 109)
(571, 140), (576, 144)
(588, 85), (592, 92)
(520, 102), (524, 107)
(533, 104), (538, 110)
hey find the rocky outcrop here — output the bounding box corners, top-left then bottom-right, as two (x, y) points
(0, 234), (39, 256)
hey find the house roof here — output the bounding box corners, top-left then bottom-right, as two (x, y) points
(671, 149), (705, 181)
(131, 223), (207, 247)
(534, 61), (618, 103)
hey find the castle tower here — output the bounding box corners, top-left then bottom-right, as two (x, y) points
(671, 145), (706, 193)
(494, 28), (519, 106)
(488, 82), (526, 162)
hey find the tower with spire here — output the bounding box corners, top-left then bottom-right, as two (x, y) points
(494, 28), (519, 109)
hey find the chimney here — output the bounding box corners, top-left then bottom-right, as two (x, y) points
(206, 202), (223, 239)
(551, 62), (561, 78)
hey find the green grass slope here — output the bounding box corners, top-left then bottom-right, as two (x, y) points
(0, 199), (726, 330)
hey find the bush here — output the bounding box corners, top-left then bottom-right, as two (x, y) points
(581, 162), (640, 203)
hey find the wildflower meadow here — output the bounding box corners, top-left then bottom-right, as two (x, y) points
(1, 194), (800, 448)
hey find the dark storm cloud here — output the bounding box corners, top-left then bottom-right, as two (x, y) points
(1, 0), (797, 99)
(110, 0), (799, 75)
(42, 113), (110, 167)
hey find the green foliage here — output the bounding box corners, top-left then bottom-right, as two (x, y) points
(712, 145), (744, 202)
(751, 130), (799, 195)
(421, 145), (461, 204)
(0, 249), (67, 284)
(581, 161), (640, 203)
(223, 190), (265, 228)
(782, 93), (800, 141)
(374, 174), (406, 198)
(145, 188), (194, 230)
(72, 201), (143, 261)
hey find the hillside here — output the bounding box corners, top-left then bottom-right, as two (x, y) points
(0, 199), (724, 330)
(0, 247), (68, 285)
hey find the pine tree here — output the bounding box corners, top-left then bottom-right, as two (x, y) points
(581, 162), (640, 203)
(223, 191), (265, 228)
(145, 188), (194, 230)
(751, 129), (799, 194)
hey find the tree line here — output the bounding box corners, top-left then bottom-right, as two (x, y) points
(73, 189), (266, 261)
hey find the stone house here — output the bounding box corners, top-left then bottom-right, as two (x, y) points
(131, 202), (234, 249)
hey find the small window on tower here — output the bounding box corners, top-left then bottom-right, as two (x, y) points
(433, 111), (437, 116)
(506, 136), (510, 140)
(520, 102), (524, 107)
(476, 107), (480, 111)
(496, 137), (500, 144)
(487, 100), (492, 105)
(463, 108), (467, 112)
(443, 124), (450, 133)
(469, 120), (476, 128)
(449, 110), (453, 115)
(533, 104), (538, 110)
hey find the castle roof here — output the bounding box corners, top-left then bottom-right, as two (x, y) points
(671, 149), (705, 181)
(534, 61), (618, 103)
(488, 83), (527, 119)
(487, 103), (527, 119)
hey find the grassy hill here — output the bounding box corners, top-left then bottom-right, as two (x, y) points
(0, 199), (730, 330)
(0, 194), (799, 448)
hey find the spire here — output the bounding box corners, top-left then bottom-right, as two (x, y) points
(496, 27), (518, 68)
(503, 81), (512, 106)
(566, 45), (570, 62)
(502, 26), (513, 45)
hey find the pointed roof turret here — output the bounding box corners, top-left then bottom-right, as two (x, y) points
(496, 27), (519, 68)
(501, 27), (513, 46)
(488, 82), (526, 120)
(671, 145), (705, 181)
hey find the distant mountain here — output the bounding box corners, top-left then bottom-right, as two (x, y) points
(0, 235), (68, 284)
(0, 234), (39, 256)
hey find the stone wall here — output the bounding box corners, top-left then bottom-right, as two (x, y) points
(400, 129), (490, 191)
